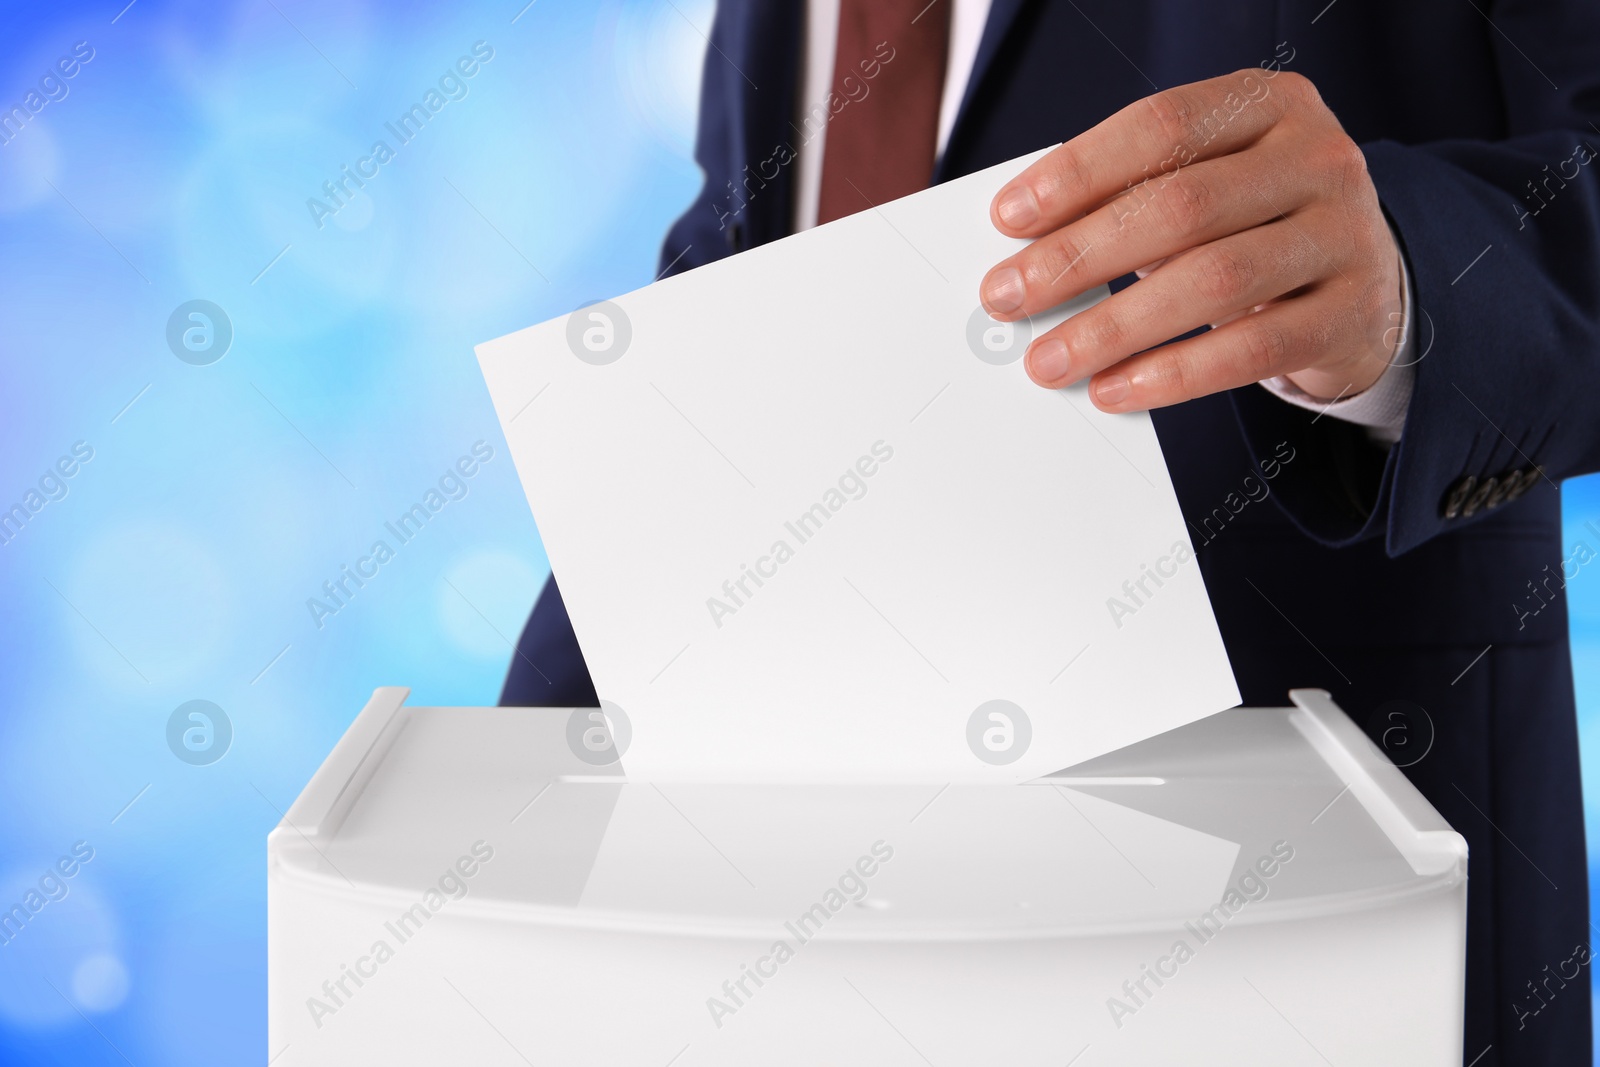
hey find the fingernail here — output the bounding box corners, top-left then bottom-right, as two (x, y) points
(1028, 338), (1070, 383)
(1095, 374), (1131, 406)
(996, 186), (1039, 229)
(982, 267), (1025, 314)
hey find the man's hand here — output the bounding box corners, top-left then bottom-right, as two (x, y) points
(980, 69), (1403, 412)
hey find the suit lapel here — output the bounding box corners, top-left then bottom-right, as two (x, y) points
(936, 0), (1033, 181)
(725, 0), (804, 245)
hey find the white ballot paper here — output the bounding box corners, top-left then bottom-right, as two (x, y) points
(477, 148), (1240, 782)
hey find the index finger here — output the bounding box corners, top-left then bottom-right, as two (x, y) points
(990, 68), (1300, 237)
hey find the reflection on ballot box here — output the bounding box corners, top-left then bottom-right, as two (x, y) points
(268, 688), (1466, 1066)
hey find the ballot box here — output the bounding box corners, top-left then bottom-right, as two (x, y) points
(267, 688), (1466, 1066)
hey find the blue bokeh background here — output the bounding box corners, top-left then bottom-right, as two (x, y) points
(0, 2), (1596, 1063)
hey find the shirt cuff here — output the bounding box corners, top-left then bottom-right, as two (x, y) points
(1257, 241), (1416, 447)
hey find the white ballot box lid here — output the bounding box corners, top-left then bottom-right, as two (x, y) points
(268, 688), (1464, 940)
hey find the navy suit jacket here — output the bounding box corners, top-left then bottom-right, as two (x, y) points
(505, 3), (1600, 1062)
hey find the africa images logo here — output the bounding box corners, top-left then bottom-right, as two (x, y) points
(166, 300), (233, 366)
(566, 300), (632, 364)
(966, 700), (1031, 765)
(166, 700), (232, 766)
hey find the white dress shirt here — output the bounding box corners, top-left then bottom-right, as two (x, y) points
(793, 0), (1414, 443)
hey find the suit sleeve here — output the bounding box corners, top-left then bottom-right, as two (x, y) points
(656, 0), (795, 278)
(1230, 1), (1600, 556)
(657, 12), (740, 279)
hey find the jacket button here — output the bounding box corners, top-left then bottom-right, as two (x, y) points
(1461, 476), (1498, 518)
(1504, 466), (1543, 502)
(1485, 471), (1517, 510)
(1442, 475), (1476, 519)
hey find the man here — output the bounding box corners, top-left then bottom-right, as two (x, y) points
(505, 2), (1600, 1062)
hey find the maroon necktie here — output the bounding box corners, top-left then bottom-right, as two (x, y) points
(816, 0), (951, 225)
